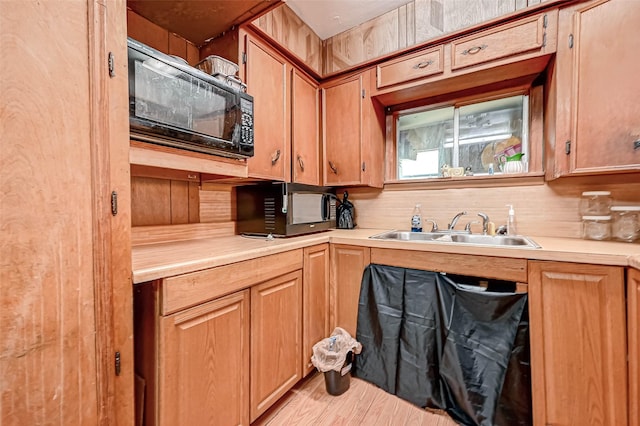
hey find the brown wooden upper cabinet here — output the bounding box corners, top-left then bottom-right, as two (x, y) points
(206, 29), (321, 184)
(373, 10), (557, 106)
(292, 69), (321, 186)
(550, 0), (640, 177)
(243, 33), (291, 181)
(322, 72), (384, 188)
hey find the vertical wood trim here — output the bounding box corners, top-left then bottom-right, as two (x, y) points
(90, 0), (134, 424)
(629, 269), (640, 426)
(170, 180), (189, 224)
(529, 84), (544, 173)
(528, 261), (547, 426)
(188, 182), (200, 223)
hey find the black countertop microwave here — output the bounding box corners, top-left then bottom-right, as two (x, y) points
(237, 183), (336, 237)
(127, 37), (254, 159)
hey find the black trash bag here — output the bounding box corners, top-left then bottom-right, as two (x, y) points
(336, 191), (355, 229)
(354, 265), (444, 409)
(353, 265), (404, 394)
(396, 268), (443, 409)
(436, 274), (530, 426)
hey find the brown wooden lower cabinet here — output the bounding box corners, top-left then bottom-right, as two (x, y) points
(528, 261), (627, 426)
(330, 244), (371, 337)
(159, 291), (250, 426)
(302, 244), (330, 376)
(250, 270), (303, 422)
(134, 284), (250, 426)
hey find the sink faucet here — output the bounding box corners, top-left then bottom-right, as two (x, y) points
(448, 211), (467, 230)
(477, 212), (490, 235)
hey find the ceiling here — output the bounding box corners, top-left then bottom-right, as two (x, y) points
(285, 0), (412, 40)
(127, 0), (412, 46)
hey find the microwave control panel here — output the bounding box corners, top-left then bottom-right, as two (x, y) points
(240, 96), (254, 147)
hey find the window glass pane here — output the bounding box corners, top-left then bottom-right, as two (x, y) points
(395, 95), (528, 180)
(458, 95), (525, 174)
(397, 106), (454, 179)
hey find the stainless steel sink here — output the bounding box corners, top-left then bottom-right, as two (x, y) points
(368, 231), (449, 241)
(369, 230), (541, 248)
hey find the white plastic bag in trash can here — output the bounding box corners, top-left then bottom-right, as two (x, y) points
(311, 327), (362, 373)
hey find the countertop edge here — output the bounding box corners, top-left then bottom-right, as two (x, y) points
(132, 229), (640, 283)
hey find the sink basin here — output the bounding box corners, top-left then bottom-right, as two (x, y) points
(449, 234), (541, 248)
(369, 230), (541, 248)
(368, 230), (448, 241)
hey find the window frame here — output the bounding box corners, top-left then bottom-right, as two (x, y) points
(384, 84), (544, 187)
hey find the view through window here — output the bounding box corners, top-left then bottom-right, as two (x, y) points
(397, 95), (528, 179)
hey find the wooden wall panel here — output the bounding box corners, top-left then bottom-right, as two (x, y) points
(127, 9), (198, 63)
(199, 185), (235, 223)
(251, 5), (322, 75)
(131, 177), (201, 226)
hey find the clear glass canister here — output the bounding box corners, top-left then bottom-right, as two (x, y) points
(610, 206), (640, 242)
(582, 215), (611, 240)
(579, 191), (612, 216)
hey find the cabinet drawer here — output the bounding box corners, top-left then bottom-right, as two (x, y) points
(161, 249), (303, 314)
(451, 13), (547, 71)
(377, 46), (444, 89)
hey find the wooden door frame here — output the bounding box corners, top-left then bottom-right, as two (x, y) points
(88, 0), (134, 424)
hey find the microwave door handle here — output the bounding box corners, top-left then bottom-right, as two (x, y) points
(322, 194), (333, 221)
(281, 187), (288, 214)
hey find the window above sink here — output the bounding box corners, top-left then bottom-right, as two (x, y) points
(384, 85), (545, 189)
(397, 94), (528, 179)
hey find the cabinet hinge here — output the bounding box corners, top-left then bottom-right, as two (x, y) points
(565, 140), (571, 155)
(542, 33), (547, 48)
(242, 52), (247, 64)
(111, 191), (118, 216)
(569, 34), (574, 49)
(543, 14), (548, 28)
(108, 52), (115, 78)
(115, 351), (121, 376)
(362, 89), (366, 99)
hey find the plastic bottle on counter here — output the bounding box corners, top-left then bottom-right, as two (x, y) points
(506, 204), (517, 235)
(411, 204), (423, 232)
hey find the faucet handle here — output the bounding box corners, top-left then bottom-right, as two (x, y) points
(464, 220), (480, 233)
(425, 218), (439, 232)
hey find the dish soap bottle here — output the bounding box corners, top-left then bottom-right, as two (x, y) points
(411, 204), (423, 232)
(506, 204), (517, 235)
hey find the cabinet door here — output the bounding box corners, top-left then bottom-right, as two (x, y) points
(528, 261), (627, 426)
(244, 34), (290, 181)
(330, 244), (371, 337)
(292, 69), (320, 186)
(554, 0), (640, 175)
(250, 271), (302, 422)
(158, 290), (250, 426)
(302, 244), (330, 376)
(323, 74), (364, 186)
(629, 268), (640, 426)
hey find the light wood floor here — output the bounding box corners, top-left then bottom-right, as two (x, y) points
(253, 373), (457, 425)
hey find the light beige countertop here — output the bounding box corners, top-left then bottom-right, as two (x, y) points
(132, 228), (640, 283)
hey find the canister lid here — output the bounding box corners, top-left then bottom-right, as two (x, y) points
(581, 191), (611, 196)
(610, 206), (640, 211)
(582, 215), (612, 220)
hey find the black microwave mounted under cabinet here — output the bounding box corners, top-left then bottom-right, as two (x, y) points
(127, 37), (254, 159)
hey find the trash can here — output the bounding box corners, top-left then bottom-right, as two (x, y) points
(311, 328), (362, 396)
(323, 350), (353, 396)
